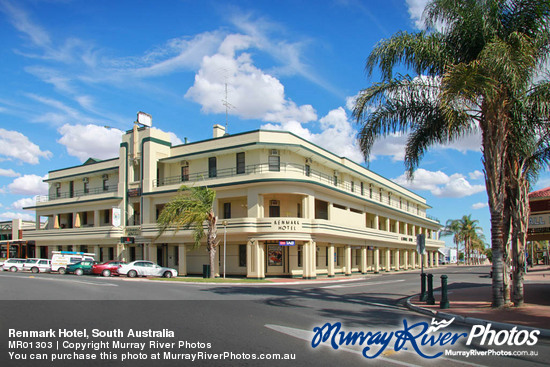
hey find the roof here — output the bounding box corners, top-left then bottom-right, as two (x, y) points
(529, 187), (550, 199)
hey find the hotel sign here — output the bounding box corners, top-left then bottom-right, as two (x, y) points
(272, 219), (302, 231)
(279, 240), (295, 246)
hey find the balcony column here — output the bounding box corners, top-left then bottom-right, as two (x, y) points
(404, 250), (409, 270)
(395, 220), (400, 234)
(373, 247), (380, 273)
(178, 244), (187, 276)
(94, 210), (100, 227)
(328, 203), (333, 221)
(304, 195), (315, 219)
(361, 247), (368, 274)
(344, 245), (352, 276)
(328, 243), (335, 277)
(385, 217), (390, 232)
(374, 215), (379, 230)
(403, 222), (408, 236)
(394, 249), (400, 271)
(385, 248), (391, 272)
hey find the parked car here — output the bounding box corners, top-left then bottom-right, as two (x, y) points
(23, 258), (52, 273)
(118, 261), (177, 278)
(2, 258), (27, 272)
(66, 261), (97, 276)
(92, 260), (126, 277)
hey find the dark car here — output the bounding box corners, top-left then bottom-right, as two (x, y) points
(92, 260), (126, 277)
(66, 261), (97, 276)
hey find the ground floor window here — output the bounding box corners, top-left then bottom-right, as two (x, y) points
(238, 244), (246, 267)
(297, 245), (303, 267)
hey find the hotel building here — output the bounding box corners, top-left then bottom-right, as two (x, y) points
(24, 122), (444, 278)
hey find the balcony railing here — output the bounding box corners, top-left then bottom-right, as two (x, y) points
(36, 186), (118, 203)
(154, 161), (439, 222)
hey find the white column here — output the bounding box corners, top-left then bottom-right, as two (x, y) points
(178, 244), (187, 276)
(361, 247), (368, 274)
(385, 248), (391, 272)
(345, 245), (352, 276)
(374, 247), (380, 273)
(328, 243), (335, 277)
(394, 249), (400, 271)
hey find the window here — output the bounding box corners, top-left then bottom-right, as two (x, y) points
(236, 152), (245, 174)
(361, 182), (364, 196)
(239, 245), (247, 267)
(369, 184), (373, 199)
(223, 202), (231, 219)
(181, 165), (189, 182)
(69, 181), (74, 198)
(351, 181), (355, 192)
(297, 203), (302, 218)
(208, 157), (217, 178)
(314, 199), (328, 220)
(84, 181), (89, 194)
(305, 164), (311, 177)
(325, 247), (329, 266)
(268, 155), (280, 172)
(337, 248), (342, 266)
(379, 188), (383, 202)
(104, 209), (110, 224)
(56, 185), (61, 198)
(298, 245), (303, 267)
(103, 178), (109, 191)
(269, 204), (280, 217)
(333, 175), (338, 186)
(133, 162), (140, 181)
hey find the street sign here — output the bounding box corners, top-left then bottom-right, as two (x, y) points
(120, 237), (134, 244)
(416, 234), (426, 255)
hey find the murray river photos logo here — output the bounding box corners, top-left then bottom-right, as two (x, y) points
(311, 318), (540, 359)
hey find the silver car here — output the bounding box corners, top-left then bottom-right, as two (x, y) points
(118, 261), (177, 278)
(23, 258), (52, 273)
(2, 258), (27, 272)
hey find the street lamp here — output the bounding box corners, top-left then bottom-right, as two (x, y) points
(222, 220), (227, 278)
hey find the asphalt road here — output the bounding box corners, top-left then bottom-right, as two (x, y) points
(1, 265), (548, 367)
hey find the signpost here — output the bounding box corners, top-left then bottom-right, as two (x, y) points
(417, 234), (427, 301)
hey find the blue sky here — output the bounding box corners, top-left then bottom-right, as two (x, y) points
(1, 0), (549, 248)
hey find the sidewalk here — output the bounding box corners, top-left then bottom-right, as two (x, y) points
(407, 265), (550, 336)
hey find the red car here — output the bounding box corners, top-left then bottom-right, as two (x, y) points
(91, 260), (126, 277)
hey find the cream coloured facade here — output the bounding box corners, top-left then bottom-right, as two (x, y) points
(25, 123), (444, 278)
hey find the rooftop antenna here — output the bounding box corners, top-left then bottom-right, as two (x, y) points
(221, 81), (234, 134)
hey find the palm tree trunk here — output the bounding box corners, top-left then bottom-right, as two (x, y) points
(207, 213), (218, 279)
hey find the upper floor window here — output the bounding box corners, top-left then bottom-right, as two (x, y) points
(268, 154), (280, 172)
(236, 152), (245, 174)
(351, 181), (355, 193)
(333, 175), (338, 186)
(181, 165), (189, 182)
(305, 164), (311, 177)
(55, 185), (61, 198)
(208, 157), (217, 178)
(361, 182), (364, 196)
(223, 202), (231, 219)
(103, 176), (109, 191)
(83, 180), (89, 194)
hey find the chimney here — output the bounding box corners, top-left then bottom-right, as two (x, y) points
(213, 124), (226, 138)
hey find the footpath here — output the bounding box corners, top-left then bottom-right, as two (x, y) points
(407, 264), (550, 337)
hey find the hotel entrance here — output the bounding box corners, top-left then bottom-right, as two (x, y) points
(265, 241), (294, 276)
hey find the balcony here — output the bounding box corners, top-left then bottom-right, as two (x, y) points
(36, 186), (119, 203)
(153, 162), (439, 223)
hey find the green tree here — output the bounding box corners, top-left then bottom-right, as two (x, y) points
(157, 185), (218, 278)
(353, 0), (550, 307)
(441, 215), (484, 265)
(441, 218), (463, 266)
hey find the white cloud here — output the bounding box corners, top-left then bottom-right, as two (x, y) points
(8, 174), (48, 196)
(11, 197), (35, 210)
(0, 128), (52, 164)
(0, 168), (20, 177)
(0, 0), (51, 48)
(168, 132), (183, 146)
(57, 124), (123, 162)
(0, 211), (35, 221)
(262, 107), (363, 162)
(472, 202), (488, 210)
(185, 34), (317, 123)
(370, 133), (408, 162)
(394, 168), (486, 198)
(405, 0), (430, 29)
(469, 170), (484, 180)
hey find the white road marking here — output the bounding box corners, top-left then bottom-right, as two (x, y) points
(321, 279), (405, 289)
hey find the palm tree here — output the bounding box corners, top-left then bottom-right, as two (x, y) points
(156, 185), (219, 278)
(441, 218), (462, 266)
(353, 0), (550, 307)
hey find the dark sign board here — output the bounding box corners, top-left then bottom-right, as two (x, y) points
(279, 240), (295, 246)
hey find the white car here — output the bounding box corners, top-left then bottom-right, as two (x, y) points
(2, 258), (27, 272)
(23, 258), (52, 273)
(118, 261), (177, 278)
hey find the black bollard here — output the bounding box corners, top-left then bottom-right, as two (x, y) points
(440, 275), (450, 309)
(420, 272), (427, 301)
(426, 273), (435, 305)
